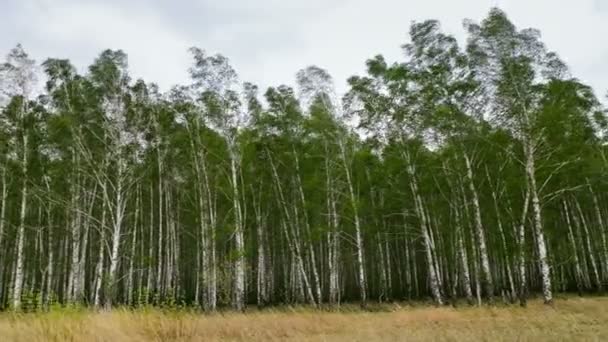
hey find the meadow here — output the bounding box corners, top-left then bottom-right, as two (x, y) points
(0, 297), (606, 341)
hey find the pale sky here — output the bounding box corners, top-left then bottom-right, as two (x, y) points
(2, 0), (607, 99)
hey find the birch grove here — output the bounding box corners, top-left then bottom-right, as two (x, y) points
(0, 9), (608, 311)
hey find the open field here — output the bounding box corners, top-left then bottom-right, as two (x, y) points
(0, 297), (607, 341)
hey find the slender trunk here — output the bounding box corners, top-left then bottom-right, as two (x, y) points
(328, 190), (340, 306)
(0, 167), (7, 303)
(292, 197), (316, 306)
(188, 117), (218, 311)
(253, 189), (267, 307)
(94, 186), (107, 308)
(377, 233), (388, 302)
(146, 183), (154, 302)
(464, 153), (493, 302)
(0, 167), (7, 266)
(572, 198), (602, 291)
(191, 144), (208, 309)
(405, 151), (442, 305)
(339, 139), (367, 306)
(12, 132), (28, 310)
(43, 205), (54, 311)
(294, 151), (322, 305)
(325, 145), (340, 306)
(127, 186), (140, 305)
(230, 151), (246, 311)
(204, 162), (217, 311)
(404, 232), (412, 300)
(588, 182), (608, 280)
(268, 152), (316, 306)
(518, 190), (530, 307)
(454, 202), (473, 304)
(67, 156), (81, 304)
(164, 188), (173, 299)
(384, 231), (393, 300)
(484, 167), (516, 302)
(156, 154), (163, 299)
(524, 140), (553, 304)
(76, 186), (95, 304)
(106, 161), (125, 309)
(197, 184), (207, 309)
(562, 200), (584, 295)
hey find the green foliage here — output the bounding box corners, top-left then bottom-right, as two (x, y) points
(0, 7), (607, 312)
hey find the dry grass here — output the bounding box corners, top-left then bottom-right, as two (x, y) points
(0, 297), (607, 341)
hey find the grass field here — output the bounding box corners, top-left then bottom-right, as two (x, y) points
(0, 297), (606, 341)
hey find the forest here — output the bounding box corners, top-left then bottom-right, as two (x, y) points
(0, 8), (607, 312)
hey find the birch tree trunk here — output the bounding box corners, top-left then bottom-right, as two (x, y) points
(43, 204), (54, 311)
(405, 152), (442, 305)
(572, 199), (602, 291)
(485, 168), (516, 302)
(325, 145), (340, 306)
(294, 151), (322, 305)
(127, 186), (140, 305)
(106, 159), (126, 309)
(156, 152), (164, 299)
(339, 139), (367, 306)
(524, 140), (553, 304)
(562, 200), (584, 295)
(230, 150), (246, 311)
(0, 167), (7, 303)
(454, 202), (474, 304)
(328, 187), (340, 306)
(0, 167), (7, 270)
(463, 153), (494, 302)
(588, 182), (608, 281)
(268, 152), (316, 306)
(253, 189), (268, 307)
(202, 154), (217, 311)
(94, 185), (107, 309)
(12, 131), (28, 310)
(67, 159), (81, 304)
(517, 191), (530, 306)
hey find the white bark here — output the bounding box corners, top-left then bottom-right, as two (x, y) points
(230, 152), (246, 311)
(12, 133), (28, 310)
(588, 183), (608, 281)
(253, 190), (267, 307)
(485, 168), (516, 302)
(339, 139), (367, 305)
(563, 200), (584, 294)
(464, 153), (493, 301)
(573, 199), (602, 291)
(94, 184), (107, 308)
(294, 151), (322, 305)
(156, 152), (163, 298)
(327, 188), (340, 306)
(0, 167), (7, 302)
(127, 186), (140, 305)
(43, 208), (54, 310)
(269, 153), (316, 306)
(325, 145), (340, 306)
(525, 140), (552, 304)
(405, 155), (442, 305)
(67, 168), (81, 304)
(106, 159), (126, 309)
(0, 167), (6, 263)
(146, 183), (154, 302)
(454, 203), (473, 304)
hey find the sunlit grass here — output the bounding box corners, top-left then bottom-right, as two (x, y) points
(0, 296), (606, 341)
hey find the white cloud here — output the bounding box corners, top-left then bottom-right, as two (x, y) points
(2, 0), (607, 101)
(3, 0), (193, 88)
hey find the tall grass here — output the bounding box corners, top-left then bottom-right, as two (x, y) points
(0, 297), (606, 341)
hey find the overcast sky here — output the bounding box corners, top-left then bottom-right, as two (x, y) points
(2, 0), (607, 98)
